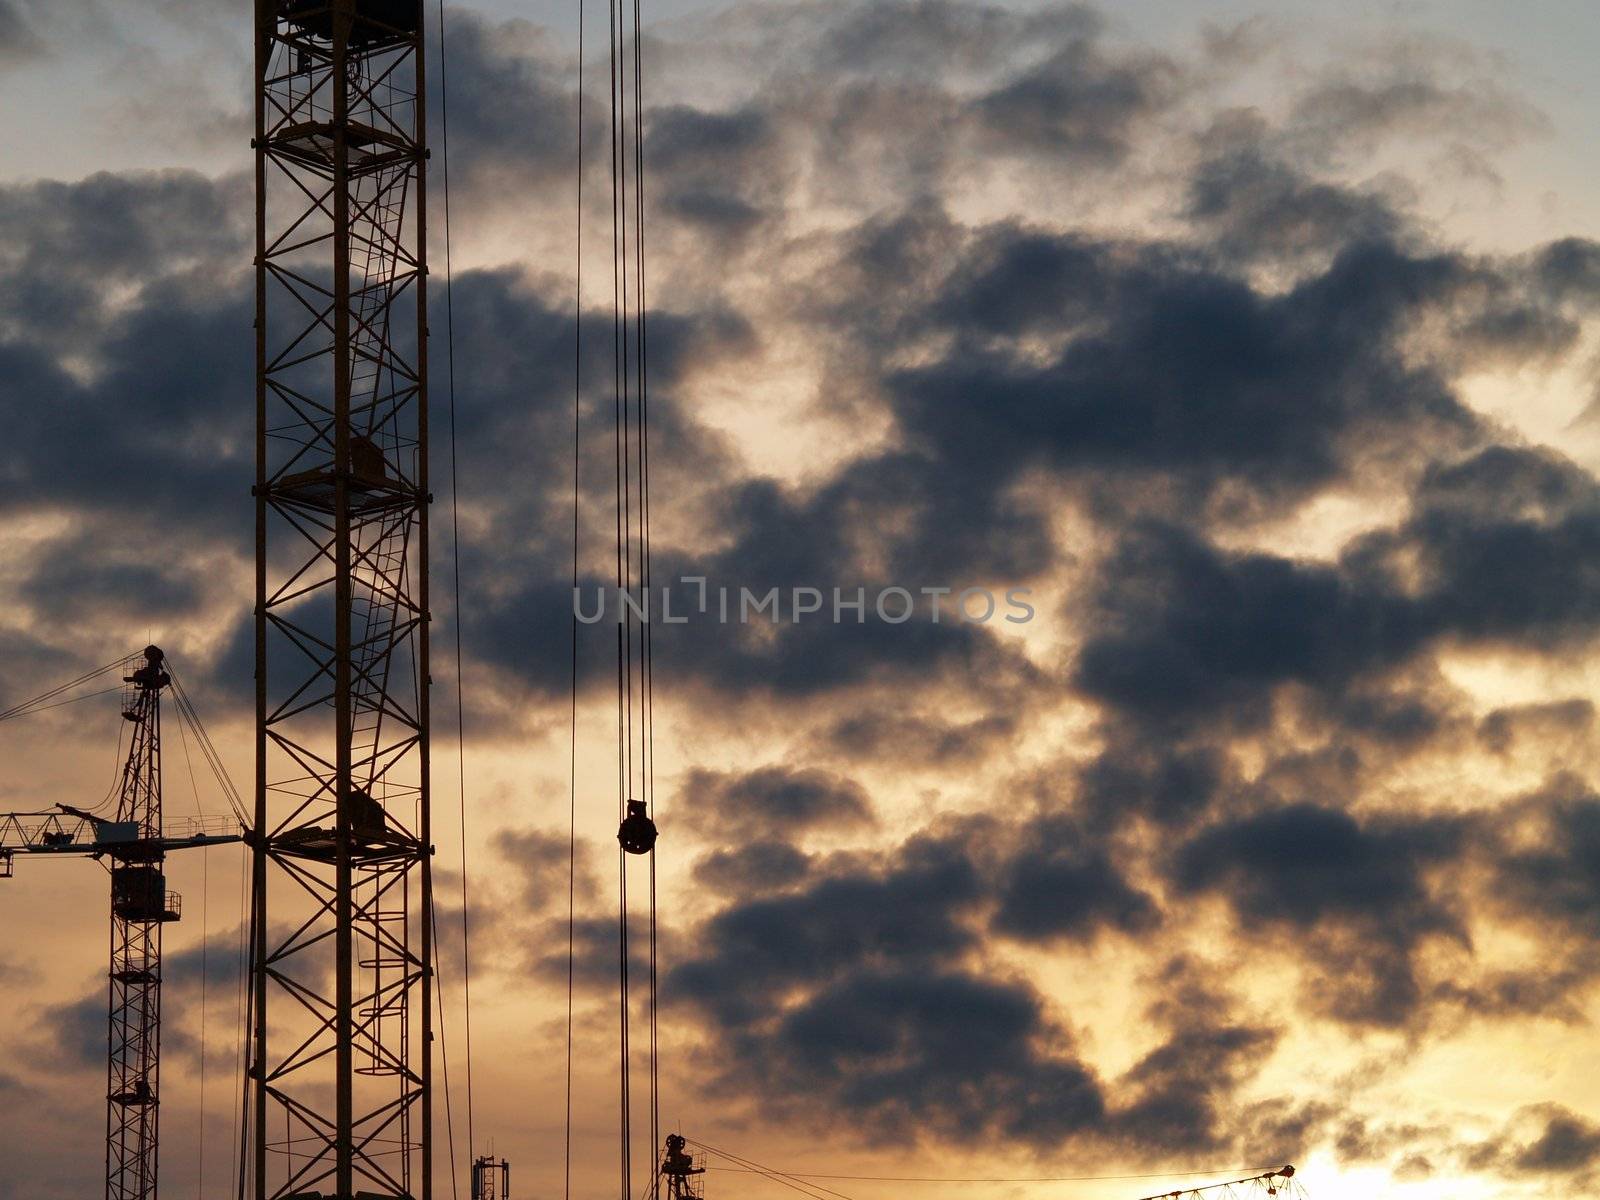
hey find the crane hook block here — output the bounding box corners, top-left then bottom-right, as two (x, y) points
(617, 800), (657, 855)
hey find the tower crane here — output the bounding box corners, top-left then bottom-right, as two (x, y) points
(0, 645), (242, 1200)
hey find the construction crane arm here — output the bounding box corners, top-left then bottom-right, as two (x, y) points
(0, 804), (241, 874)
(0, 806), (108, 854)
(1136, 1165), (1301, 1200)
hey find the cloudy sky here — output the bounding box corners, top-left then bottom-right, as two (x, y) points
(3, 1), (1600, 1198)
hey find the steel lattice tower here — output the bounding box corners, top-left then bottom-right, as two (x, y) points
(249, 1), (432, 1196)
(106, 647), (177, 1200)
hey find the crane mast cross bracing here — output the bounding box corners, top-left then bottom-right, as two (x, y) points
(104, 647), (173, 1200)
(249, 0), (432, 1196)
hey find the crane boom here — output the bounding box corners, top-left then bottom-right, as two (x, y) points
(0, 808), (236, 872)
(1137, 1165), (1302, 1200)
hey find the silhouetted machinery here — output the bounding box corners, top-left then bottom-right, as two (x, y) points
(281, 0), (420, 45)
(660, 1135), (707, 1200)
(471, 1155), (509, 1200)
(0, 646), (240, 1200)
(1138, 1165), (1302, 1200)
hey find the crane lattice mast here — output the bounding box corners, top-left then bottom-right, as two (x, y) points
(248, 0), (432, 1196)
(105, 648), (175, 1200)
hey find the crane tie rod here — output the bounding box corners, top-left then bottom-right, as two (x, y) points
(684, 1138), (1290, 1188)
(0, 656), (125, 722)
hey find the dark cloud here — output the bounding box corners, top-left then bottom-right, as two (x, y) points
(1489, 775), (1600, 939)
(817, 709), (1017, 766)
(1174, 803), (1461, 932)
(0, 171), (253, 694)
(814, 0), (1099, 78)
(667, 827), (1109, 1146)
(694, 839), (812, 894)
(1074, 441), (1600, 744)
(0, 171), (247, 348)
(520, 912), (656, 991)
(27, 989), (104, 1072)
(927, 226), (1112, 339)
(766, 965), (1105, 1147)
(1510, 1106), (1600, 1174)
(1477, 698), (1593, 755)
(1284, 65), (1548, 165)
(0, 0), (39, 62)
(1335, 1115), (1454, 1166)
(1534, 237), (1600, 307)
(664, 813), (1233, 1152)
(972, 38), (1178, 164)
(1078, 738), (1228, 829)
(889, 236), (1483, 538)
(678, 765), (874, 839)
(669, 830), (982, 1023)
(436, 13), (580, 194)
(18, 531), (208, 625)
(160, 923), (252, 997)
(991, 814), (1158, 944)
(648, 105), (779, 238)
(1359, 445), (1600, 647)
(494, 827), (600, 912)
(1462, 1104), (1600, 1181)
(1108, 960), (1279, 1152)
(1185, 138), (1402, 263)
(1172, 804), (1468, 1026)
(1075, 522), (1422, 732)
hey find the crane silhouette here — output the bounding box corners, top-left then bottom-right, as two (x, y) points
(0, 646), (241, 1200)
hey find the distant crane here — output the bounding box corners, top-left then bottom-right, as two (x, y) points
(659, 1135), (706, 1200)
(1138, 1165), (1303, 1200)
(471, 1154), (510, 1200)
(0, 645), (241, 1200)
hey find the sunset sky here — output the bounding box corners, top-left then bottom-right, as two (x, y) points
(3, 1), (1600, 1198)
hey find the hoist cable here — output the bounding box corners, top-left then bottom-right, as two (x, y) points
(434, 0), (478, 1168)
(174, 705), (210, 1199)
(89, 713), (130, 815)
(235, 827), (257, 1200)
(617, 0), (656, 1177)
(608, 0), (635, 1191)
(230, 840), (248, 1200)
(431, 900), (461, 1200)
(564, 0), (586, 1196)
(601, 0), (659, 1185)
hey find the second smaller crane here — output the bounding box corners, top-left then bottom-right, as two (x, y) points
(0, 646), (241, 1200)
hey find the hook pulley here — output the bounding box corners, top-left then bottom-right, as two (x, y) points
(618, 799), (657, 855)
